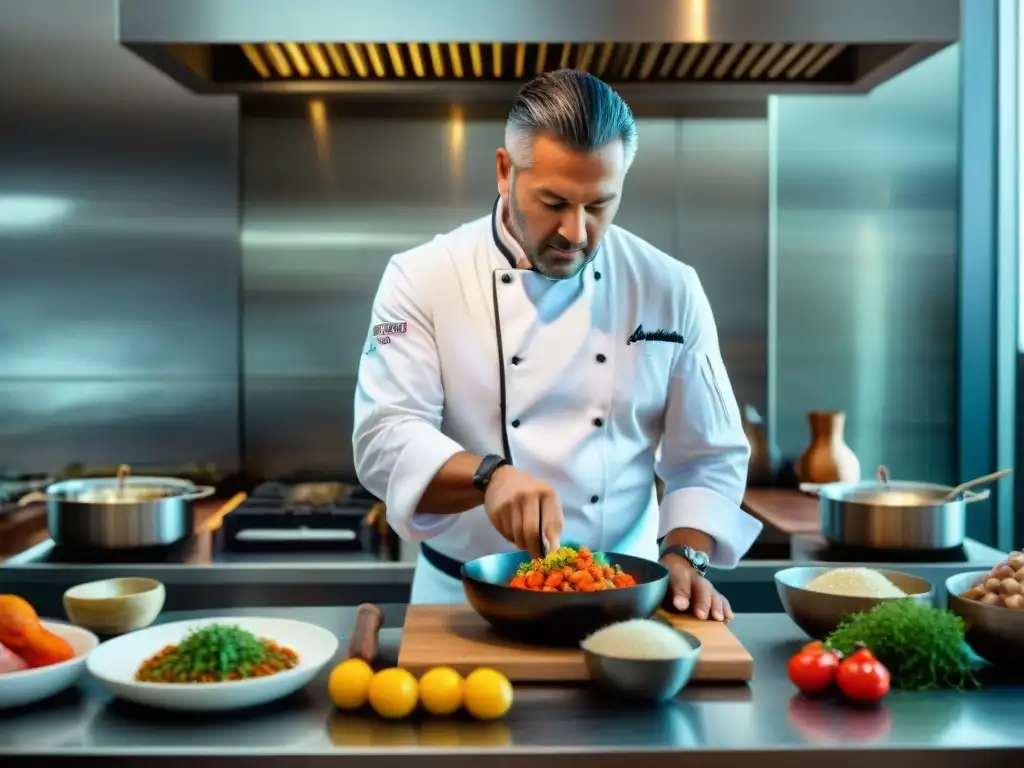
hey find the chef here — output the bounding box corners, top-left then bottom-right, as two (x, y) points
(353, 68), (763, 621)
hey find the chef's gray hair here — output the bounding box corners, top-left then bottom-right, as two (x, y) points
(505, 69), (638, 170)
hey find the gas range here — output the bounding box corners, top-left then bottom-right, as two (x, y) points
(3, 478), (403, 566)
(221, 480), (388, 554)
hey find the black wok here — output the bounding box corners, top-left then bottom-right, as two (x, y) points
(461, 550), (670, 646)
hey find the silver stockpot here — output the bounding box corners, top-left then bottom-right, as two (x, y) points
(802, 466), (992, 551)
(33, 476), (215, 549)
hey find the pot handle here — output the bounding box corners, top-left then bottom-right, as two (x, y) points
(183, 485), (216, 501)
(798, 483), (823, 497)
(961, 488), (992, 503)
(17, 491), (50, 507)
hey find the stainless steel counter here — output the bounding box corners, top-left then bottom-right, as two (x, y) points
(2, 606), (1020, 767)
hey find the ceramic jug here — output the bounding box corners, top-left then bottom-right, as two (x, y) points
(796, 411), (861, 484)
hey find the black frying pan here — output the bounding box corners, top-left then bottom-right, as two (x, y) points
(460, 550), (670, 646)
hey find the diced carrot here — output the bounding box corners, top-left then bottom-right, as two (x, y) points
(612, 573), (636, 588)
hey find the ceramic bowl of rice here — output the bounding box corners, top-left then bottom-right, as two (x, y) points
(775, 566), (935, 639)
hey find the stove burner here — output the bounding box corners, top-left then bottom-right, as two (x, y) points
(41, 539), (195, 565)
(793, 534), (970, 564)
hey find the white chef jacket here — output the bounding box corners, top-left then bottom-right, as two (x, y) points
(353, 197), (762, 604)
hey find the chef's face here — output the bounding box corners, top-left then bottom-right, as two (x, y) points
(496, 135), (625, 280)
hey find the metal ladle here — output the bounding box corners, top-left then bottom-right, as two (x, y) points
(941, 468), (1014, 502)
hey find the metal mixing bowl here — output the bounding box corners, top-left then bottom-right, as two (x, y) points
(583, 628), (703, 702)
(775, 566), (935, 639)
(946, 570), (1024, 666)
(461, 551), (670, 646)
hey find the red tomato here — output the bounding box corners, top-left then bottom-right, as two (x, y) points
(836, 646), (890, 704)
(787, 646), (840, 695)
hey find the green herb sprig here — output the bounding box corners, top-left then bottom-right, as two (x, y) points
(823, 599), (984, 691)
(146, 624), (270, 681)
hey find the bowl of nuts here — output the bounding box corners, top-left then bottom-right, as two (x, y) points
(945, 550), (1024, 666)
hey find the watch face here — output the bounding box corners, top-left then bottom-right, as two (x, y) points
(685, 546), (710, 571)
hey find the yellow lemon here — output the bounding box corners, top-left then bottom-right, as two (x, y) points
(327, 658), (375, 710)
(419, 666), (464, 716)
(463, 668), (513, 721)
(368, 667), (419, 719)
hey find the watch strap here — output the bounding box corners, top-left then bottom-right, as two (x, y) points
(659, 544), (710, 577)
(473, 454), (508, 492)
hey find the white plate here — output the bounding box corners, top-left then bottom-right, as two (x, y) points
(86, 616), (339, 712)
(0, 620), (99, 710)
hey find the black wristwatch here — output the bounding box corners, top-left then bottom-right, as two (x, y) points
(659, 543), (710, 577)
(473, 454), (508, 492)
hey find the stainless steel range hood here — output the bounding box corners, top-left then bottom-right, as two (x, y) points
(118, 0), (959, 102)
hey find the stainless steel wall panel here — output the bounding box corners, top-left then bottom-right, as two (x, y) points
(241, 108), (769, 478)
(772, 45), (960, 482)
(0, 0), (241, 473)
(615, 121), (678, 256)
(0, 381), (239, 471)
(677, 120), (769, 415)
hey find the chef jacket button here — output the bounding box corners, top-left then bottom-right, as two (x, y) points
(511, 355), (522, 365)
(511, 419), (521, 428)
(594, 271), (602, 280)
(590, 495), (599, 504)
(592, 418), (604, 427)
(501, 274), (512, 284)
(596, 353), (606, 363)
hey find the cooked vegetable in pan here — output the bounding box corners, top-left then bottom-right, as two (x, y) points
(135, 624), (299, 683)
(509, 546), (638, 592)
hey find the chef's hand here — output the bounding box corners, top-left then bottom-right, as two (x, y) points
(484, 466), (564, 557)
(660, 553), (732, 622)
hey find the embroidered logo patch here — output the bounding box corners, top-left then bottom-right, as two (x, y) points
(626, 324), (684, 346)
(371, 321), (407, 346)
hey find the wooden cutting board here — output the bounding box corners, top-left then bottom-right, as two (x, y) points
(397, 605), (753, 683)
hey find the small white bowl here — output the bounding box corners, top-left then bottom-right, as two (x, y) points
(64, 577), (165, 635)
(0, 620), (100, 710)
(86, 616), (339, 712)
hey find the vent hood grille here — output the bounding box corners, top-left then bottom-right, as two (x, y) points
(233, 42), (851, 83)
(118, 0), (959, 100)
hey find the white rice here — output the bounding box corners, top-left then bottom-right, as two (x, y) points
(581, 619), (694, 660)
(804, 567), (907, 599)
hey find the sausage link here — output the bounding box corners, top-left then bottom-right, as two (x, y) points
(347, 603), (384, 663)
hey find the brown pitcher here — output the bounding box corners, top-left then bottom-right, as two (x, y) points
(796, 411), (861, 484)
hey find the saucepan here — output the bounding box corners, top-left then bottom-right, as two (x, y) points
(801, 465), (1013, 551)
(20, 464), (215, 549)
(461, 550), (670, 646)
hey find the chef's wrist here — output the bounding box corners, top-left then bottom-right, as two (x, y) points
(660, 528), (715, 559)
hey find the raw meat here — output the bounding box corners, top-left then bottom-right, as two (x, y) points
(0, 641), (28, 674)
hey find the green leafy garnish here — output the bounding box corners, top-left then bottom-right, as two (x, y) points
(136, 624), (296, 683)
(823, 599), (985, 691)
